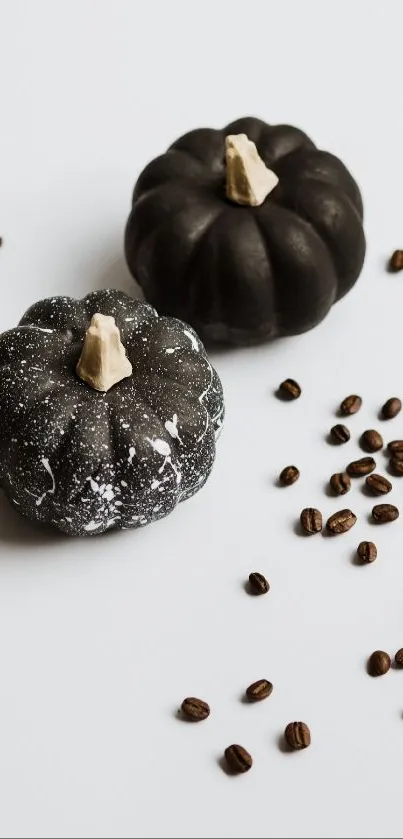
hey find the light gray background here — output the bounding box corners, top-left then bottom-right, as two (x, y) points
(0, 1), (403, 837)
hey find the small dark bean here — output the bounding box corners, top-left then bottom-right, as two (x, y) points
(330, 424), (350, 444)
(360, 429), (383, 453)
(372, 503), (399, 523)
(365, 474), (392, 495)
(284, 721), (311, 750)
(278, 378), (301, 400)
(388, 440), (403, 454)
(245, 679), (273, 702)
(181, 697), (210, 721)
(300, 508), (322, 534)
(340, 394), (362, 415)
(347, 457), (376, 477)
(394, 649), (403, 667)
(389, 250), (403, 272)
(248, 572), (270, 595)
(382, 397), (401, 419)
(326, 509), (357, 534)
(368, 650), (391, 676)
(390, 458), (403, 476)
(224, 744), (253, 773)
(357, 541), (377, 563)
(279, 465), (300, 486)
(329, 472), (351, 495)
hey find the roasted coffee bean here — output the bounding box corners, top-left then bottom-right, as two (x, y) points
(382, 397), (402, 419)
(360, 429), (383, 453)
(347, 457), (376, 477)
(224, 744), (253, 773)
(368, 650), (391, 676)
(248, 572), (270, 595)
(330, 424), (350, 444)
(284, 721), (311, 750)
(181, 697), (210, 721)
(389, 250), (403, 272)
(395, 648), (403, 667)
(390, 458), (403, 476)
(365, 474), (392, 495)
(330, 472), (351, 495)
(300, 508), (322, 534)
(279, 465), (300, 486)
(388, 440), (403, 454)
(245, 679), (273, 702)
(357, 541), (377, 563)
(278, 378), (301, 400)
(326, 509), (357, 534)
(340, 394), (362, 415)
(372, 503), (399, 523)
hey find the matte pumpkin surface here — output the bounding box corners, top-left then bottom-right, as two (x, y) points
(125, 116), (366, 345)
(0, 290), (224, 536)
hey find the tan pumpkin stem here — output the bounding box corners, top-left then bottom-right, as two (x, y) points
(76, 313), (132, 392)
(225, 133), (279, 206)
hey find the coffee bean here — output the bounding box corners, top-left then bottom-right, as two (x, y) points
(279, 465), (300, 486)
(245, 679), (273, 702)
(278, 378), (301, 400)
(394, 648), (403, 667)
(248, 572), (270, 595)
(390, 458), (403, 476)
(382, 397), (402, 419)
(360, 429), (383, 453)
(372, 503), (399, 523)
(181, 697), (210, 721)
(330, 472), (351, 495)
(330, 424), (350, 444)
(388, 440), (403, 454)
(347, 457), (376, 477)
(389, 250), (403, 272)
(300, 508), (322, 534)
(284, 721), (311, 750)
(224, 744), (253, 773)
(340, 394), (362, 415)
(365, 474), (392, 495)
(357, 541), (377, 563)
(326, 509), (357, 534)
(368, 650), (391, 676)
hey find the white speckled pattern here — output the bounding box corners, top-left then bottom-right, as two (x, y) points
(0, 290), (225, 536)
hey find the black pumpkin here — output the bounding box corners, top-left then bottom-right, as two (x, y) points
(125, 116), (366, 345)
(0, 289), (224, 536)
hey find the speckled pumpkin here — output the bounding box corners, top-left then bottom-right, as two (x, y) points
(0, 289), (224, 536)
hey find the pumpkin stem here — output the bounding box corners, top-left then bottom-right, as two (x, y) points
(225, 134), (278, 206)
(76, 313), (132, 392)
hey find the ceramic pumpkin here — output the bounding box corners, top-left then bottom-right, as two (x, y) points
(125, 116), (366, 345)
(0, 289), (224, 536)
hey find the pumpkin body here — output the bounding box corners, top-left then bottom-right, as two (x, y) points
(0, 290), (224, 536)
(125, 116), (366, 345)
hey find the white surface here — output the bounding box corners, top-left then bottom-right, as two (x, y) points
(1, 1), (403, 837)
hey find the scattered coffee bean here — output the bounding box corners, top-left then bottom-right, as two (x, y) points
(279, 465), (300, 486)
(278, 378), (301, 400)
(340, 394), (362, 415)
(357, 541), (377, 563)
(394, 649), (403, 667)
(181, 697), (210, 721)
(284, 721), (311, 750)
(389, 249), (403, 272)
(330, 424), (350, 444)
(388, 440), (403, 454)
(0, 237), (2, 247)
(300, 508), (322, 534)
(365, 474), (392, 495)
(368, 650), (391, 676)
(330, 472), (351, 496)
(382, 397), (401, 419)
(224, 744), (253, 773)
(245, 679), (273, 702)
(390, 458), (403, 476)
(248, 571), (270, 595)
(360, 429), (383, 453)
(347, 456), (376, 477)
(326, 509), (357, 534)
(372, 503), (399, 523)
